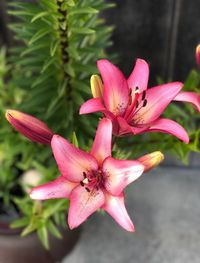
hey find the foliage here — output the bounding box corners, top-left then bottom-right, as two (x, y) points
(0, 0), (114, 248)
(0, 0), (199, 250)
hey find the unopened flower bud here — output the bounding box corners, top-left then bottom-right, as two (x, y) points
(90, 74), (104, 99)
(196, 44), (200, 67)
(6, 110), (53, 144)
(137, 151), (164, 172)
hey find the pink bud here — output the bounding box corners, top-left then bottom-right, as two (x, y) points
(196, 44), (200, 67)
(137, 151), (164, 172)
(6, 110), (53, 144)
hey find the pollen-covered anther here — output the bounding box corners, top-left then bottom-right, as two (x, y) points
(134, 86), (140, 94)
(143, 99), (147, 107)
(142, 91), (146, 100)
(83, 178), (89, 184)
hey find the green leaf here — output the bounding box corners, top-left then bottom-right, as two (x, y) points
(61, 0), (75, 8)
(31, 11), (50, 23)
(47, 220), (62, 239)
(43, 199), (68, 219)
(10, 217), (29, 229)
(28, 28), (51, 45)
(69, 7), (98, 16)
(71, 132), (79, 148)
(50, 39), (59, 57)
(41, 57), (56, 73)
(37, 226), (49, 250)
(70, 27), (95, 35)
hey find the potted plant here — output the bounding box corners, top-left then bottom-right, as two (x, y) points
(0, 0), (200, 262)
(0, 0), (114, 262)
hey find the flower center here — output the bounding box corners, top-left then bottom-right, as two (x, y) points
(125, 87), (148, 125)
(80, 170), (105, 192)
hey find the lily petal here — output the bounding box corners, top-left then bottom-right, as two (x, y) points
(30, 176), (77, 200)
(6, 110), (53, 144)
(116, 116), (148, 136)
(103, 157), (144, 196)
(91, 118), (112, 166)
(147, 118), (189, 143)
(127, 59), (149, 92)
(97, 59), (129, 116)
(51, 135), (98, 182)
(133, 82), (183, 124)
(115, 116), (133, 136)
(103, 193), (134, 232)
(173, 92), (200, 112)
(79, 98), (106, 115)
(68, 185), (105, 229)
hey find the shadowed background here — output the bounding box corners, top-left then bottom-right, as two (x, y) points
(1, 0), (200, 84)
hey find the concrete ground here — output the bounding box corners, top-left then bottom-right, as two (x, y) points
(63, 167), (200, 263)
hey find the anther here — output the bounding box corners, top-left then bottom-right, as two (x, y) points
(135, 86), (140, 94)
(136, 100), (139, 108)
(80, 181), (84, 187)
(85, 187), (90, 192)
(83, 172), (87, 178)
(143, 99), (147, 107)
(142, 91), (146, 101)
(128, 96), (132, 105)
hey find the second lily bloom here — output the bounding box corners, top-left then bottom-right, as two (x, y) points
(6, 110), (164, 231)
(80, 59), (200, 142)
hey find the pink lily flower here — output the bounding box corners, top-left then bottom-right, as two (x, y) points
(80, 59), (199, 143)
(30, 118), (145, 231)
(6, 110), (53, 144)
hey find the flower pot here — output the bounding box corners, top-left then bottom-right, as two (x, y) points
(0, 220), (81, 263)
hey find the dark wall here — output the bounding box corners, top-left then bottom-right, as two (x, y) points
(104, 0), (200, 84)
(0, 0), (200, 83)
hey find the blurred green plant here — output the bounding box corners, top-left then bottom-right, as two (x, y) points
(0, 0), (114, 248)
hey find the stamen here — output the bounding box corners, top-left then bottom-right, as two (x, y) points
(80, 181), (84, 187)
(142, 91), (146, 101)
(135, 86), (140, 94)
(128, 96), (132, 105)
(83, 178), (89, 184)
(83, 172), (87, 178)
(85, 187), (90, 192)
(135, 100), (139, 108)
(143, 99), (147, 107)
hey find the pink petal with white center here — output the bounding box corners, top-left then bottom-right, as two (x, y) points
(30, 176), (77, 200)
(97, 59), (129, 116)
(173, 92), (200, 112)
(127, 58), (149, 92)
(68, 185), (105, 229)
(147, 118), (189, 143)
(51, 135), (98, 182)
(103, 157), (144, 196)
(103, 193), (134, 232)
(79, 98), (106, 115)
(90, 118), (112, 166)
(133, 82), (183, 124)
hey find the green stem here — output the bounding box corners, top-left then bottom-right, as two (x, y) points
(56, 0), (72, 101)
